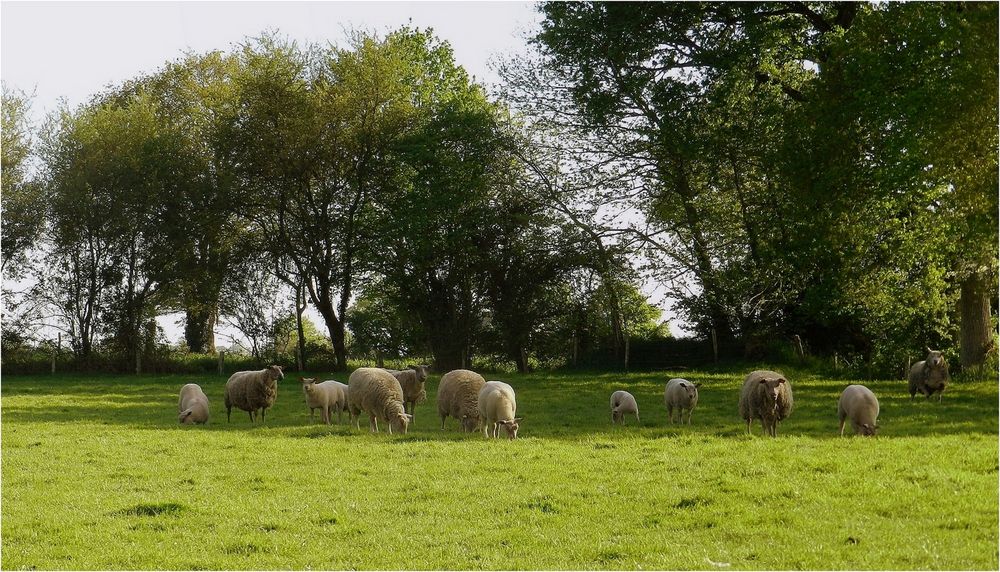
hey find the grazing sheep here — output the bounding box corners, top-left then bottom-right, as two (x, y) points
(348, 367), (412, 434)
(478, 381), (522, 439)
(384, 365), (429, 424)
(610, 390), (639, 425)
(437, 369), (486, 432)
(178, 383), (209, 425)
(908, 348), (949, 401)
(300, 377), (348, 425)
(838, 384), (880, 437)
(664, 378), (701, 424)
(224, 365), (283, 423)
(738, 370), (793, 437)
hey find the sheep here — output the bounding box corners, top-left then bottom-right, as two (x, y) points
(224, 365), (283, 423)
(478, 380), (522, 439)
(178, 383), (209, 425)
(384, 365), (429, 424)
(347, 367), (412, 434)
(664, 378), (701, 424)
(908, 348), (949, 401)
(300, 377), (348, 425)
(738, 370), (793, 437)
(838, 384), (880, 437)
(436, 369), (486, 432)
(610, 390), (639, 425)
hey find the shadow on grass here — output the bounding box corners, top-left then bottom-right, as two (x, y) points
(2, 367), (996, 439)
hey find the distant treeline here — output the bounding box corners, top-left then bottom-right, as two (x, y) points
(3, 3), (997, 377)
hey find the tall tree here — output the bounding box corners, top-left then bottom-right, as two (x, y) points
(1, 84), (44, 276)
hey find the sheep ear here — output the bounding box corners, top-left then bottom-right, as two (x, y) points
(758, 379), (767, 384)
(513, 417), (523, 423)
(777, 378), (786, 384)
(679, 382), (687, 388)
(694, 383), (702, 389)
(403, 414), (414, 421)
(925, 346), (932, 354)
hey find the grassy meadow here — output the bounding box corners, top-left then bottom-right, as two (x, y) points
(2, 364), (997, 570)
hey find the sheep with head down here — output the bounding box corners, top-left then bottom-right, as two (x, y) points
(609, 390), (639, 425)
(437, 369), (486, 432)
(178, 383), (209, 425)
(478, 380), (522, 439)
(348, 367), (412, 434)
(838, 384), (880, 437)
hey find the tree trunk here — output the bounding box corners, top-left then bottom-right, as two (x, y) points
(184, 307), (217, 353)
(295, 283), (306, 370)
(960, 270), (994, 371)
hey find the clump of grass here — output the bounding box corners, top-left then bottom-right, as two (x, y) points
(117, 502), (184, 517)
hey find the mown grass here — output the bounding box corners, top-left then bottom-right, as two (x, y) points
(2, 364), (997, 570)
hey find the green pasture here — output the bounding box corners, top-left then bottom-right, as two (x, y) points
(2, 365), (997, 570)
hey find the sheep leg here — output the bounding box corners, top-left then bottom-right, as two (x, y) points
(248, 410), (255, 423)
(635, 412), (640, 425)
(369, 414), (378, 433)
(227, 406), (231, 423)
(838, 417), (846, 436)
(261, 408), (266, 423)
(310, 408), (315, 422)
(745, 417), (752, 435)
(441, 415), (447, 431)
(323, 406), (330, 425)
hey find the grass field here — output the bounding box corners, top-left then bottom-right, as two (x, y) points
(2, 364), (997, 570)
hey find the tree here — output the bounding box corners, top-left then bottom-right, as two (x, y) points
(1, 84), (44, 276)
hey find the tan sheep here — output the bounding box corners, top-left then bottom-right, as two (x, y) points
(300, 377), (348, 425)
(838, 384), (880, 436)
(347, 367), (412, 434)
(738, 370), (793, 437)
(436, 369), (486, 432)
(224, 365), (283, 423)
(908, 348), (949, 401)
(664, 378), (700, 424)
(610, 390), (639, 425)
(478, 380), (522, 439)
(384, 365), (429, 425)
(178, 383), (209, 425)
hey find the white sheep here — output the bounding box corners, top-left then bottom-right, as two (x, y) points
(224, 365), (283, 423)
(838, 384), (880, 437)
(347, 367), (412, 434)
(436, 369), (486, 432)
(738, 370), (793, 437)
(908, 348), (949, 401)
(299, 377), (348, 425)
(609, 390), (639, 425)
(384, 365), (429, 425)
(178, 383), (209, 425)
(478, 380), (522, 439)
(664, 378), (701, 424)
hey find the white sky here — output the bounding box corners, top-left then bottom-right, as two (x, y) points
(1, 0), (688, 345)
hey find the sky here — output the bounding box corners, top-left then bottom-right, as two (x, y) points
(1, 1), (687, 346)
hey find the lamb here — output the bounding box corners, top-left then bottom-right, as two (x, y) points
(908, 348), (949, 401)
(610, 390), (639, 425)
(300, 377), (348, 425)
(664, 378), (701, 424)
(838, 384), (880, 437)
(178, 383), (209, 425)
(347, 367), (412, 434)
(224, 365), (283, 423)
(478, 380), (522, 439)
(738, 370), (793, 437)
(436, 369), (486, 432)
(384, 365), (429, 424)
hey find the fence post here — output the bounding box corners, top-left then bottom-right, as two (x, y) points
(135, 350), (141, 375)
(218, 350), (225, 375)
(711, 328), (719, 363)
(624, 334), (630, 372)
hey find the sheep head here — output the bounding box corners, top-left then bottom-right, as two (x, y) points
(389, 412), (414, 434)
(758, 376), (787, 406)
(300, 377), (317, 394)
(460, 413), (480, 433)
(924, 349), (946, 369)
(407, 364), (430, 382)
(860, 422), (879, 437)
(178, 408), (194, 424)
(267, 365), (284, 381)
(498, 417), (523, 439)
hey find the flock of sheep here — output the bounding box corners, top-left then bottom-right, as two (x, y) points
(177, 348), (951, 439)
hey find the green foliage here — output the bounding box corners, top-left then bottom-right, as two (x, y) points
(1, 84), (44, 277)
(2, 367), (996, 569)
